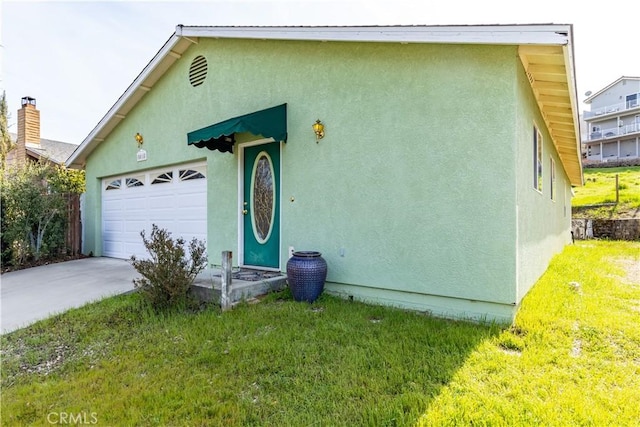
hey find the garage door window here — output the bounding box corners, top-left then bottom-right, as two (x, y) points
(126, 177), (144, 188)
(105, 179), (121, 190)
(151, 171), (173, 184)
(179, 168), (205, 181)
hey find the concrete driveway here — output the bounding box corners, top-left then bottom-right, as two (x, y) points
(1, 257), (138, 334)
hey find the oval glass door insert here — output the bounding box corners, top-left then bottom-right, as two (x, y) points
(250, 151), (275, 244)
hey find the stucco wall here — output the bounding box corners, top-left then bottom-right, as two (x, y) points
(84, 38), (535, 319)
(514, 64), (573, 303)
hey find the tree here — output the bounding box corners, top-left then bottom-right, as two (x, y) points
(0, 161), (85, 265)
(0, 91), (14, 168)
(50, 163), (86, 194)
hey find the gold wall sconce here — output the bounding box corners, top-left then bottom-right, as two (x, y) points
(312, 119), (324, 142)
(135, 132), (144, 148)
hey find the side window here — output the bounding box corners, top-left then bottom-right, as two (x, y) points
(533, 126), (543, 193)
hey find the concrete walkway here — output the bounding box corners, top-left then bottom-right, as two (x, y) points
(1, 257), (138, 334)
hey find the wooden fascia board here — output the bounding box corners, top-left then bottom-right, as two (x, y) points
(561, 43), (583, 186)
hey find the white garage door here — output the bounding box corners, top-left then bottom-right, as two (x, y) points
(102, 162), (207, 260)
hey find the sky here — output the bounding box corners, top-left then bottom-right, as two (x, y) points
(1, 0), (638, 145)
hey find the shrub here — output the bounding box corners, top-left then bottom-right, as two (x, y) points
(0, 161), (85, 268)
(130, 224), (207, 311)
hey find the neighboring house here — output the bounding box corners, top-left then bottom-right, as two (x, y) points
(5, 97), (78, 167)
(582, 77), (640, 164)
(67, 24), (583, 322)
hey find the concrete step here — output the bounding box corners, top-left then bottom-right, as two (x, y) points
(191, 268), (287, 305)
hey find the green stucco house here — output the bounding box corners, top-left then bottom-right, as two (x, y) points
(67, 24), (583, 322)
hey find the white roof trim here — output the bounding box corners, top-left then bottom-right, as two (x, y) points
(176, 24), (572, 46)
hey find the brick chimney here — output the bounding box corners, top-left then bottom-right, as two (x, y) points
(9, 96), (41, 166)
(18, 96), (40, 145)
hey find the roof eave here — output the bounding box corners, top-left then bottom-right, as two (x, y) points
(67, 32), (197, 169)
(177, 24), (572, 45)
(518, 25), (583, 186)
(563, 41), (584, 186)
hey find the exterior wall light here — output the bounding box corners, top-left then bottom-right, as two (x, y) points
(135, 133), (144, 148)
(312, 120), (324, 142)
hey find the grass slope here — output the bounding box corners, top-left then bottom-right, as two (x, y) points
(572, 166), (640, 218)
(2, 241), (639, 426)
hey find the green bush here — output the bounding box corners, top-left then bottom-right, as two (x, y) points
(130, 224), (207, 311)
(0, 161), (84, 267)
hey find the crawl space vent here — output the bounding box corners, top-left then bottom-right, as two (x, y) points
(189, 55), (208, 87)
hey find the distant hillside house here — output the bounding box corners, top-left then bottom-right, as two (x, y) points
(5, 97), (78, 167)
(68, 24), (583, 323)
(582, 77), (640, 165)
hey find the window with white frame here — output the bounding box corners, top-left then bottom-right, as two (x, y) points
(151, 171), (173, 185)
(126, 177), (144, 188)
(533, 126), (543, 193)
(550, 157), (556, 201)
(105, 179), (121, 190)
(179, 168), (206, 181)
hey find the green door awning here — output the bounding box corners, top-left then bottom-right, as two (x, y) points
(187, 104), (287, 153)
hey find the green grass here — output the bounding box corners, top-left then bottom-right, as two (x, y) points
(572, 166), (640, 209)
(418, 240), (640, 425)
(2, 241), (640, 426)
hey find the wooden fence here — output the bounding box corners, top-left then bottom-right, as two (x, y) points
(65, 193), (82, 255)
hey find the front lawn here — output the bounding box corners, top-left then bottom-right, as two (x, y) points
(2, 241), (639, 425)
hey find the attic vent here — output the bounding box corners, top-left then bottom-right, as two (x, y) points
(189, 55), (208, 87)
(526, 71), (535, 85)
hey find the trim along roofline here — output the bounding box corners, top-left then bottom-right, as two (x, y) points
(176, 24), (573, 45)
(66, 24), (582, 185)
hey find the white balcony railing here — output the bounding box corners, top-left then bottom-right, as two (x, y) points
(586, 122), (640, 142)
(583, 92), (640, 119)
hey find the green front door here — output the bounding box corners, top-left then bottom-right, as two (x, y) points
(242, 141), (281, 268)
